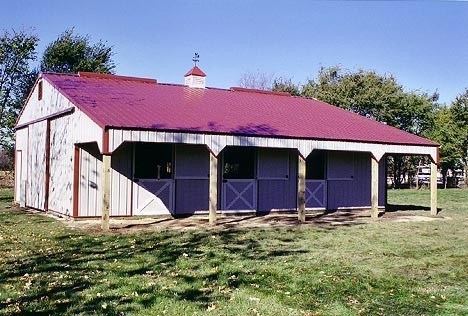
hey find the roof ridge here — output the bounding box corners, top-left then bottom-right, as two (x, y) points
(157, 82), (186, 87)
(230, 86), (291, 97)
(41, 72), (79, 77)
(158, 82), (230, 91)
(78, 72), (157, 84)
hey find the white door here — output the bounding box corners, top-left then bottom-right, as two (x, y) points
(15, 150), (26, 207)
(133, 179), (174, 215)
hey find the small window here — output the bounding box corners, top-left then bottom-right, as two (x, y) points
(38, 81), (43, 100)
(134, 143), (173, 179)
(306, 150), (326, 180)
(223, 147), (255, 179)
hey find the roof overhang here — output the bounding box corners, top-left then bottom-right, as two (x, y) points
(105, 127), (439, 164)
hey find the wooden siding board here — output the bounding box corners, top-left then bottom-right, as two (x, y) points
(258, 180), (287, 211)
(257, 148), (289, 179)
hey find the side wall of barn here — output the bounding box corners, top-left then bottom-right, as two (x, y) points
(15, 77), (103, 215)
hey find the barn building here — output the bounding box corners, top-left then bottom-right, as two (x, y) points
(14, 66), (439, 228)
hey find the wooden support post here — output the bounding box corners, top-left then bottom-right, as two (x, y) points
(209, 152), (218, 225)
(371, 156), (379, 219)
(298, 154), (306, 222)
(430, 161), (438, 216)
(101, 154), (111, 230)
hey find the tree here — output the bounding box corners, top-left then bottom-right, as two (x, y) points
(0, 30), (38, 154)
(301, 66), (438, 188)
(450, 89), (468, 184)
(302, 66), (436, 130)
(238, 70), (274, 90)
(41, 29), (115, 74)
(272, 77), (301, 96)
(426, 89), (468, 186)
(426, 107), (461, 186)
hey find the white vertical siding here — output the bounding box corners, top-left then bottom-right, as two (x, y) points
(77, 141), (133, 218)
(14, 128), (29, 203)
(108, 129), (438, 162)
(78, 144), (102, 217)
(16, 75), (103, 216)
(110, 143), (133, 216)
(47, 108), (102, 216)
(27, 121), (47, 210)
(48, 116), (73, 215)
(17, 79), (71, 126)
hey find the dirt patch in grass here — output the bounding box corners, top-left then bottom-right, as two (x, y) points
(39, 208), (452, 235)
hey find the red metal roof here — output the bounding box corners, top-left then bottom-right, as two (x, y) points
(184, 66), (206, 77)
(41, 72), (437, 147)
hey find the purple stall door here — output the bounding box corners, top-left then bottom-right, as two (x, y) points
(306, 180), (327, 208)
(223, 179), (257, 211)
(174, 144), (210, 214)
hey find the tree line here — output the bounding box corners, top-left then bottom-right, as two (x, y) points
(242, 68), (467, 187)
(0, 28), (114, 165)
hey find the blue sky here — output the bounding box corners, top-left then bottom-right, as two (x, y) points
(3, 0), (467, 104)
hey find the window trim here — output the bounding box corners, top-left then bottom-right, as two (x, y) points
(38, 81), (43, 101)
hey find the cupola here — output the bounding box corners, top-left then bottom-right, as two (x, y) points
(184, 53), (206, 88)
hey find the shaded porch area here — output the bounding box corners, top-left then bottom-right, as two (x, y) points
(59, 204), (450, 233)
(76, 140), (440, 227)
(74, 129), (440, 230)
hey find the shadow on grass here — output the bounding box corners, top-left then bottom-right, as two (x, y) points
(0, 210), (313, 315)
(386, 204), (442, 214)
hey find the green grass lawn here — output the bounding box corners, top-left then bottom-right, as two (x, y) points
(0, 188), (467, 315)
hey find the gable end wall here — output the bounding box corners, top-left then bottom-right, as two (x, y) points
(14, 77), (103, 215)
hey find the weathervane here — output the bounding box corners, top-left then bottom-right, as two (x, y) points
(192, 52), (200, 66)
